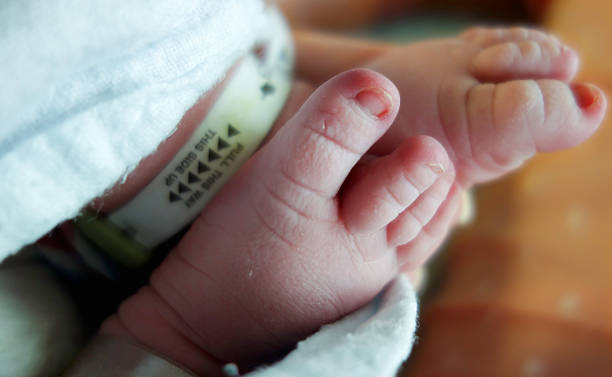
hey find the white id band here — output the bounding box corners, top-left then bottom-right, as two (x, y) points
(75, 9), (293, 269)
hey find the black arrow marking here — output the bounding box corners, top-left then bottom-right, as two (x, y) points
(227, 124), (240, 138)
(169, 191), (182, 203)
(188, 172), (201, 184)
(197, 161), (210, 173)
(178, 182), (191, 194)
(208, 149), (221, 162)
(217, 137), (230, 150)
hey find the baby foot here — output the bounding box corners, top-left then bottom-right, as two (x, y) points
(101, 69), (458, 374)
(368, 26), (606, 186)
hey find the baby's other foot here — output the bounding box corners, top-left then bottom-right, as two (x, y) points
(368, 26), (606, 186)
(101, 69), (457, 374)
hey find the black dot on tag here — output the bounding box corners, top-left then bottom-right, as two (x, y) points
(261, 82), (275, 97)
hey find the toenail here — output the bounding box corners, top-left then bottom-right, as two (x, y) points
(571, 83), (600, 110)
(355, 88), (392, 119)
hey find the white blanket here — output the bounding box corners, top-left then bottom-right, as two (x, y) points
(0, 0), (267, 257)
(0, 1), (418, 376)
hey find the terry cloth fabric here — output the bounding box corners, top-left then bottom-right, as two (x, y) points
(0, 0), (269, 258)
(0, 1), (418, 377)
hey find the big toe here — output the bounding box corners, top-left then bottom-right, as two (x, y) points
(251, 69), (400, 216)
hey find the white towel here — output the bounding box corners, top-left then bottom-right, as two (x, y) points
(0, 0), (268, 257)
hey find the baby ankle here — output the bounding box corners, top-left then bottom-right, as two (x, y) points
(100, 286), (225, 376)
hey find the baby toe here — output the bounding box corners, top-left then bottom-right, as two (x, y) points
(397, 183), (462, 270)
(386, 164), (455, 248)
(461, 26), (560, 48)
(341, 136), (451, 236)
(470, 38), (579, 82)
